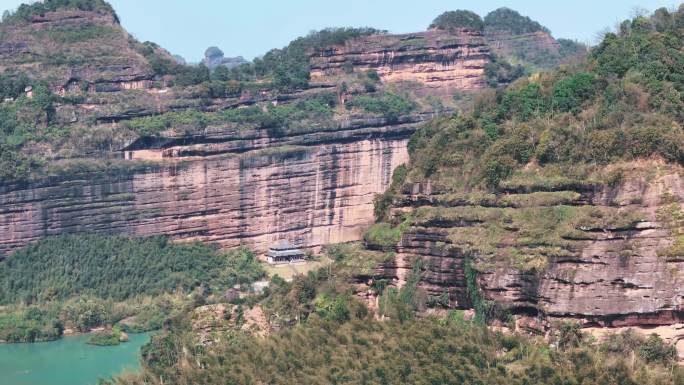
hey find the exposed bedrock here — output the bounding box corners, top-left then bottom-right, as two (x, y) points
(385, 163), (684, 332)
(309, 29), (490, 96)
(0, 136), (409, 257)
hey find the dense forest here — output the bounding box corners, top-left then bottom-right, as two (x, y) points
(409, 7), (684, 188)
(0, 234), (264, 342)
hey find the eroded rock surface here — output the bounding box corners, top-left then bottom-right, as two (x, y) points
(0, 135), (409, 256)
(309, 29), (490, 96)
(379, 161), (684, 341)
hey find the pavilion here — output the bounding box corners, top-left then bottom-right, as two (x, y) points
(266, 240), (305, 264)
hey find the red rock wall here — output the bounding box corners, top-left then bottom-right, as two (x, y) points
(0, 137), (408, 256)
(309, 30), (490, 96)
(385, 162), (684, 327)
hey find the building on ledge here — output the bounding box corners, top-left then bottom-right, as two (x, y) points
(267, 240), (305, 264)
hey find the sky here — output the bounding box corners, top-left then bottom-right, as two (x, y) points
(0, 0), (679, 62)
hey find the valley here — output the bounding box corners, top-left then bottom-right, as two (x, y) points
(0, 1), (683, 385)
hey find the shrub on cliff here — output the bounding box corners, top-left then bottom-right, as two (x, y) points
(430, 10), (484, 32)
(347, 92), (416, 123)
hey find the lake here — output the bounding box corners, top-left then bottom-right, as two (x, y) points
(0, 332), (153, 385)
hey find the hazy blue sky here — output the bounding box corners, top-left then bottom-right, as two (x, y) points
(0, 0), (679, 62)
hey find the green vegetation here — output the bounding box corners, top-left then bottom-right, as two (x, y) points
(0, 293), (188, 343)
(484, 7), (549, 34)
(363, 223), (404, 248)
(87, 326), (124, 346)
(408, 8), (684, 190)
(122, 91), (336, 137)
(0, 303), (63, 342)
(1, 0), (118, 24)
(0, 234), (265, 342)
(0, 234), (264, 303)
(32, 25), (118, 43)
(0, 80), (57, 181)
(430, 10), (484, 31)
(105, 264), (683, 385)
(346, 92), (416, 123)
(378, 260), (426, 322)
(177, 27), (383, 92)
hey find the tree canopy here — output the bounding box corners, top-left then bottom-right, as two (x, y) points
(0, 234), (265, 303)
(430, 10), (484, 32)
(1, 0), (119, 24)
(484, 7), (549, 34)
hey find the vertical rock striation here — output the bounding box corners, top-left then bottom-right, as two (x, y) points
(0, 136), (408, 257)
(379, 162), (684, 335)
(309, 29), (490, 96)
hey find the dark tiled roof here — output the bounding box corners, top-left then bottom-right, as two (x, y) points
(268, 240), (304, 258)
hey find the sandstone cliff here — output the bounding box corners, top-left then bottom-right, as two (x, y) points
(309, 29), (490, 96)
(0, 126), (411, 257)
(365, 160), (684, 357)
(0, 8), (164, 91)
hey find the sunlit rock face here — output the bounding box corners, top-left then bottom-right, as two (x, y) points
(309, 29), (491, 96)
(373, 162), (684, 333)
(0, 133), (409, 257)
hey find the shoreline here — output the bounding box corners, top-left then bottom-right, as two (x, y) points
(0, 328), (155, 345)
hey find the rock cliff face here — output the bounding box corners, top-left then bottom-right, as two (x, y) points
(0, 132), (410, 257)
(309, 29), (490, 96)
(483, 166), (683, 327)
(373, 161), (684, 353)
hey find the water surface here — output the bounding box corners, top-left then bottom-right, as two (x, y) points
(0, 332), (153, 385)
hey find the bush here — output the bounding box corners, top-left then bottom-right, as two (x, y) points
(639, 334), (677, 365)
(347, 92), (416, 123)
(552, 72), (596, 113)
(62, 296), (107, 332)
(314, 294), (351, 322)
(364, 223), (403, 248)
(498, 82), (546, 120)
(87, 327), (124, 346)
(0, 305), (63, 342)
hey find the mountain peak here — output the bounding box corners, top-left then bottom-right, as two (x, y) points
(1, 0), (119, 25)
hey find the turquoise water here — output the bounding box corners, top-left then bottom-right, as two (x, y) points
(0, 332), (153, 385)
